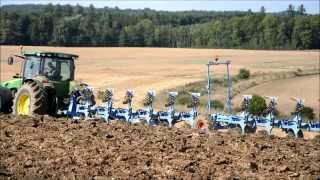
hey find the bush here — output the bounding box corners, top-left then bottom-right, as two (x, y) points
(176, 90), (190, 105)
(248, 94), (267, 116)
(180, 81), (207, 95)
(231, 76), (239, 83)
(199, 99), (224, 110)
(237, 68), (250, 80)
(301, 106), (315, 120)
(291, 106), (315, 120)
(211, 100), (224, 110)
(97, 90), (105, 100)
(292, 106), (315, 120)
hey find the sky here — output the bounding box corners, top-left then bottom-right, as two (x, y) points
(1, 0), (319, 14)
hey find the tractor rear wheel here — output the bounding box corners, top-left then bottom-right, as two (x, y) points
(0, 87), (13, 113)
(13, 81), (47, 116)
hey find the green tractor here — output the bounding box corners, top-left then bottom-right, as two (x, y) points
(0, 50), (80, 116)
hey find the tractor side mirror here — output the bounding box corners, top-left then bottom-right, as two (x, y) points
(7, 56), (14, 65)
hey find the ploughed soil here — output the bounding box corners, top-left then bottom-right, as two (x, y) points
(0, 115), (319, 179)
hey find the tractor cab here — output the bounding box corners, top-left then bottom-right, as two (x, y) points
(22, 53), (76, 82)
(19, 51), (77, 84)
(3, 51), (78, 95)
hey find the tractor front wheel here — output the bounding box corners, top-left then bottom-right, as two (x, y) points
(13, 81), (47, 116)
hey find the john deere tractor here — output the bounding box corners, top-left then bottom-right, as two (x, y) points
(0, 50), (80, 116)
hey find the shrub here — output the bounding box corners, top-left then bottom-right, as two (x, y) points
(97, 90), (105, 100)
(211, 100), (224, 110)
(180, 81), (207, 95)
(176, 90), (190, 105)
(231, 76), (239, 83)
(248, 94), (267, 116)
(199, 99), (224, 110)
(237, 68), (250, 80)
(301, 106), (315, 120)
(291, 106), (315, 120)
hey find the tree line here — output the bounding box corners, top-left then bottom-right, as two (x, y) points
(1, 4), (319, 49)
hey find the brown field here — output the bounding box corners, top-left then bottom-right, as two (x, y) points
(1, 45), (319, 117)
(0, 115), (319, 179)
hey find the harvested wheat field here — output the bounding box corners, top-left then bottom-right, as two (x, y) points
(0, 115), (319, 179)
(1, 45), (319, 114)
(233, 75), (320, 117)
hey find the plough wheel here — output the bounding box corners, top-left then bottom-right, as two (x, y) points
(287, 130), (295, 138)
(244, 124), (257, 134)
(174, 121), (191, 129)
(297, 130), (304, 138)
(136, 119), (148, 126)
(195, 116), (212, 130)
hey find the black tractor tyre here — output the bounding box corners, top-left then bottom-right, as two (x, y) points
(13, 81), (48, 116)
(0, 87), (13, 113)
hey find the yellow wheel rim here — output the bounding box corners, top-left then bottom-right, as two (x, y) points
(17, 94), (30, 115)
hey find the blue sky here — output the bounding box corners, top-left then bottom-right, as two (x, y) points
(1, 0), (319, 14)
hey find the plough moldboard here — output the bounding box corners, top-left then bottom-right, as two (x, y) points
(63, 59), (319, 138)
(64, 88), (201, 128)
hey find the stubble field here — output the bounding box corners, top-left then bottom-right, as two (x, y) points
(1, 45), (319, 117)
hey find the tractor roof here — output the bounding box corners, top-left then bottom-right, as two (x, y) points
(23, 51), (79, 59)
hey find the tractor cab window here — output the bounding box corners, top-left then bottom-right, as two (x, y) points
(43, 57), (73, 81)
(24, 56), (41, 79)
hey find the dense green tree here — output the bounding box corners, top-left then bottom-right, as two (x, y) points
(0, 12), (19, 44)
(248, 95), (267, 116)
(297, 4), (306, 15)
(287, 4), (296, 17)
(16, 15), (31, 44)
(260, 6), (266, 15)
(292, 16), (312, 49)
(0, 4), (318, 49)
(261, 16), (279, 49)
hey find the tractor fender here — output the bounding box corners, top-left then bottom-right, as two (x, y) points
(24, 75), (52, 88)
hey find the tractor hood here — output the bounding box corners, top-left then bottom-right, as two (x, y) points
(0, 77), (23, 90)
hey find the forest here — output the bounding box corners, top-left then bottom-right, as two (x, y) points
(1, 4), (319, 49)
